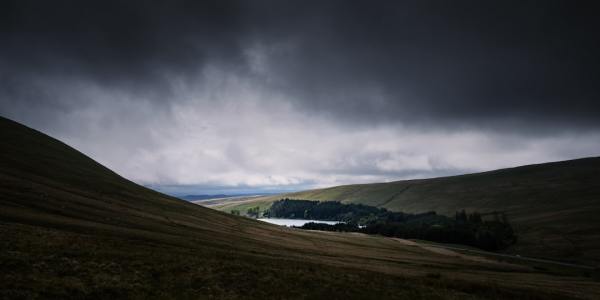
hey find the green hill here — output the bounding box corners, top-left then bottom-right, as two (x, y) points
(2, 116), (600, 299)
(214, 158), (600, 265)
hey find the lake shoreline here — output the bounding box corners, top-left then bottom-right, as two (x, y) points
(257, 218), (341, 227)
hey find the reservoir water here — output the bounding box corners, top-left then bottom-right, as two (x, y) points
(257, 218), (340, 227)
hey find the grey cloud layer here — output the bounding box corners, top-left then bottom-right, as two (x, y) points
(1, 1), (599, 191)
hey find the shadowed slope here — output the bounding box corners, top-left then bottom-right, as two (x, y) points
(1, 116), (599, 299)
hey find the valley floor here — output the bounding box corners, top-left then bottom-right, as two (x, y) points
(2, 217), (599, 299)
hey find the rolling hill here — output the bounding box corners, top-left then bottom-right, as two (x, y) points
(1, 116), (599, 299)
(212, 158), (600, 265)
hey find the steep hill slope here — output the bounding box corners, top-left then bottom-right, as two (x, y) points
(1, 116), (599, 299)
(214, 158), (600, 264)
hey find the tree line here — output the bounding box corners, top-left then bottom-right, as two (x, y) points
(265, 199), (516, 251)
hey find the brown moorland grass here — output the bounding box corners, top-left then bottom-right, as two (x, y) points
(1, 116), (599, 299)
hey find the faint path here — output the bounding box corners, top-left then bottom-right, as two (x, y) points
(421, 245), (503, 265)
(393, 238), (596, 270)
(393, 238), (419, 246)
(393, 238), (502, 265)
(377, 186), (411, 207)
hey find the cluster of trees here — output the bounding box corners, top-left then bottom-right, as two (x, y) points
(360, 210), (517, 251)
(300, 222), (361, 232)
(265, 198), (384, 222)
(269, 199), (516, 251)
(228, 207), (262, 218)
(246, 206), (261, 218)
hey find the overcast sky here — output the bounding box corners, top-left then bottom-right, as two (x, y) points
(1, 1), (599, 195)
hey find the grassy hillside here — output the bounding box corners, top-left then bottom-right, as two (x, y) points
(213, 158), (600, 265)
(2, 116), (600, 299)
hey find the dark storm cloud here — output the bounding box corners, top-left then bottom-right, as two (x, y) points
(249, 1), (600, 129)
(0, 0), (246, 99)
(1, 1), (600, 192)
(2, 0), (599, 129)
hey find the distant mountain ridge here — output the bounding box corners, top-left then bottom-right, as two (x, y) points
(180, 194), (229, 201)
(215, 157), (600, 264)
